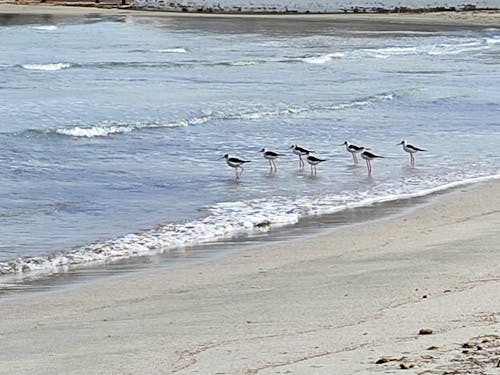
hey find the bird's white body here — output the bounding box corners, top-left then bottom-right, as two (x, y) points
(306, 155), (325, 166)
(261, 149), (280, 161)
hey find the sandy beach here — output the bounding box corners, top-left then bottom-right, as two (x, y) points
(0, 179), (498, 374)
(1, 4), (499, 373)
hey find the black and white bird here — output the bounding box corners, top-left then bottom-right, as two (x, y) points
(306, 154), (326, 176)
(343, 141), (366, 165)
(289, 144), (313, 169)
(360, 150), (383, 177)
(259, 148), (283, 172)
(221, 153), (250, 180)
(399, 140), (426, 167)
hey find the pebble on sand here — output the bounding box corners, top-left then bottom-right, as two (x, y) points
(375, 356), (405, 364)
(419, 328), (433, 335)
(400, 362), (415, 370)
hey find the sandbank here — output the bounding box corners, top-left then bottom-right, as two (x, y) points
(0, 180), (499, 374)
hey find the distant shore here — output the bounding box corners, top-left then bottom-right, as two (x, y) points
(0, 178), (499, 374)
(0, 3), (499, 27)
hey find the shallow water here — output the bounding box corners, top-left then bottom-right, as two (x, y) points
(0, 13), (499, 276)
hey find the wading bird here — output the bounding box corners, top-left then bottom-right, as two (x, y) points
(221, 153), (250, 180)
(306, 154), (326, 176)
(259, 148), (283, 172)
(290, 144), (313, 169)
(360, 150), (383, 177)
(343, 141), (366, 165)
(399, 140), (426, 167)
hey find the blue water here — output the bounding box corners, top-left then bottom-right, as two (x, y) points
(0, 14), (499, 275)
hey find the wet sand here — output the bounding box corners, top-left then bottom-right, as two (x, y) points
(0, 180), (498, 374)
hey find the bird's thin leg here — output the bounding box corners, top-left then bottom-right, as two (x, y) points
(366, 160), (371, 176)
(272, 160), (277, 172)
(411, 154), (415, 167)
(234, 168), (239, 180)
(353, 153), (358, 165)
(239, 166), (244, 177)
(268, 160), (273, 171)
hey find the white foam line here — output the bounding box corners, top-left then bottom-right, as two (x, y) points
(31, 25), (58, 31)
(22, 63), (71, 71)
(346, 174), (500, 209)
(1, 174), (499, 279)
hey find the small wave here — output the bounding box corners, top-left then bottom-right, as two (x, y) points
(302, 53), (344, 64)
(1, 174), (498, 277)
(361, 47), (418, 59)
(486, 37), (500, 45)
(228, 61), (259, 66)
(31, 25), (58, 31)
(14, 92), (394, 139)
(22, 63), (71, 71)
(54, 118), (209, 138)
(427, 41), (490, 56)
(154, 48), (188, 53)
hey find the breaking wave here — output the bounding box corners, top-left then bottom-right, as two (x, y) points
(54, 118), (209, 138)
(21, 63), (71, 71)
(154, 48), (188, 53)
(49, 92), (395, 138)
(31, 25), (58, 31)
(293, 37), (498, 64)
(1, 173), (498, 277)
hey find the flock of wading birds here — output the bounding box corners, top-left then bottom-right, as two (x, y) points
(221, 140), (426, 180)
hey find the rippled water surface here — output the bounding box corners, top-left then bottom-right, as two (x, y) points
(0, 14), (499, 275)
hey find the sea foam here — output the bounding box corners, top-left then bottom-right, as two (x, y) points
(22, 63), (71, 71)
(1, 173), (498, 277)
(31, 25), (58, 31)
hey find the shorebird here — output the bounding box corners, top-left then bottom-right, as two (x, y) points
(289, 144), (313, 169)
(259, 148), (283, 172)
(221, 153), (250, 180)
(399, 140), (426, 167)
(306, 154), (326, 176)
(343, 141), (366, 165)
(360, 150), (383, 177)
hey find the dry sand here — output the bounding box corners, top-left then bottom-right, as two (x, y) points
(0, 180), (499, 374)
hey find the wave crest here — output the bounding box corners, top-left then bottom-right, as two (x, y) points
(43, 92), (396, 138)
(22, 63), (71, 71)
(31, 25), (58, 31)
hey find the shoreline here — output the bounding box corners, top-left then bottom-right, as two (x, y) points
(0, 3), (499, 27)
(2, 174), (499, 287)
(0, 180), (498, 373)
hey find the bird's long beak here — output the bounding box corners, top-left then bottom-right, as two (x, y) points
(217, 156), (225, 160)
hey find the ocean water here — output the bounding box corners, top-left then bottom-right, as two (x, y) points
(0, 13), (499, 278)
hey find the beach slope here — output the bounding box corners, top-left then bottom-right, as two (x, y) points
(0, 181), (499, 374)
